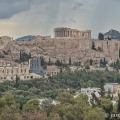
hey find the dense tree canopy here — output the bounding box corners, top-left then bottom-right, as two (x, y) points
(0, 70), (120, 119)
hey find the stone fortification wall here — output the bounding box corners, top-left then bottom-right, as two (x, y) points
(33, 39), (120, 54)
(16, 38), (120, 65)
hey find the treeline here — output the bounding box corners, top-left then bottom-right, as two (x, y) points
(0, 70), (120, 109)
(0, 70), (120, 119)
(110, 59), (120, 70)
(0, 91), (120, 120)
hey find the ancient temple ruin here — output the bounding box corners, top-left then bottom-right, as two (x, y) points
(54, 27), (91, 39)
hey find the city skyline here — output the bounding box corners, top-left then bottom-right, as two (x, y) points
(0, 0), (120, 39)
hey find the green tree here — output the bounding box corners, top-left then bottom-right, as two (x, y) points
(91, 93), (101, 107)
(57, 92), (75, 104)
(48, 57), (53, 66)
(0, 105), (20, 120)
(85, 66), (90, 69)
(97, 46), (103, 52)
(84, 107), (105, 120)
(3, 93), (16, 106)
(69, 57), (72, 65)
(0, 97), (6, 114)
(90, 59), (93, 65)
(55, 60), (61, 67)
(101, 98), (113, 116)
(75, 94), (89, 106)
(23, 99), (40, 112)
(92, 41), (96, 50)
(99, 79), (105, 98)
(41, 57), (46, 66)
(43, 64), (47, 69)
(103, 58), (106, 66)
(98, 33), (104, 40)
(119, 49), (120, 58)
(87, 80), (94, 87)
(19, 110), (46, 120)
(16, 75), (20, 88)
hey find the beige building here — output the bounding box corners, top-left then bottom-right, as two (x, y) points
(104, 83), (120, 99)
(114, 84), (120, 97)
(54, 27), (91, 39)
(114, 84), (120, 94)
(36, 35), (51, 40)
(0, 59), (43, 82)
(45, 66), (61, 77)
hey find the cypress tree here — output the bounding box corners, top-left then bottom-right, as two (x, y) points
(92, 41), (96, 50)
(69, 57), (71, 65)
(20, 50), (22, 61)
(15, 75), (20, 88)
(103, 58), (106, 65)
(119, 49), (120, 58)
(99, 79), (105, 98)
(90, 59), (93, 65)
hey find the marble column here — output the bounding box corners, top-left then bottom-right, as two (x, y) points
(56, 31), (57, 37)
(54, 31), (56, 37)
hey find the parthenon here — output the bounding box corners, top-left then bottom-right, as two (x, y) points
(54, 27), (91, 39)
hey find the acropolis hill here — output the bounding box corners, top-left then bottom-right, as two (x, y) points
(0, 27), (120, 66)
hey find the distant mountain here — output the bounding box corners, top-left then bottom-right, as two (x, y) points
(14, 35), (36, 41)
(104, 29), (120, 39)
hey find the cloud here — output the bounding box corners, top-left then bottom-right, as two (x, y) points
(70, 19), (76, 23)
(73, 3), (83, 10)
(0, 0), (45, 19)
(45, 0), (61, 18)
(61, 18), (67, 23)
(0, 0), (33, 19)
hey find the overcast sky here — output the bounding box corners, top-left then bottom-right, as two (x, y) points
(0, 0), (120, 39)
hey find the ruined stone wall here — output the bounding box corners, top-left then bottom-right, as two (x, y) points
(16, 38), (120, 65)
(0, 36), (13, 49)
(43, 39), (120, 63)
(17, 38), (120, 55)
(34, 39), (120, 54)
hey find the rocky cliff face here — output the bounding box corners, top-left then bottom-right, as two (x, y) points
(0, 38), (120, 66)
(104, 29), (120, 39)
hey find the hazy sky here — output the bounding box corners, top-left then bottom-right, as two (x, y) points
(0, 0), (120, 39)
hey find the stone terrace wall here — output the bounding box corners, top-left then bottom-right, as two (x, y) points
(15, 38), (120, 64)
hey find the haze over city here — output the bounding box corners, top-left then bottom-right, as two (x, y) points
(0, 0), (120, 39)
